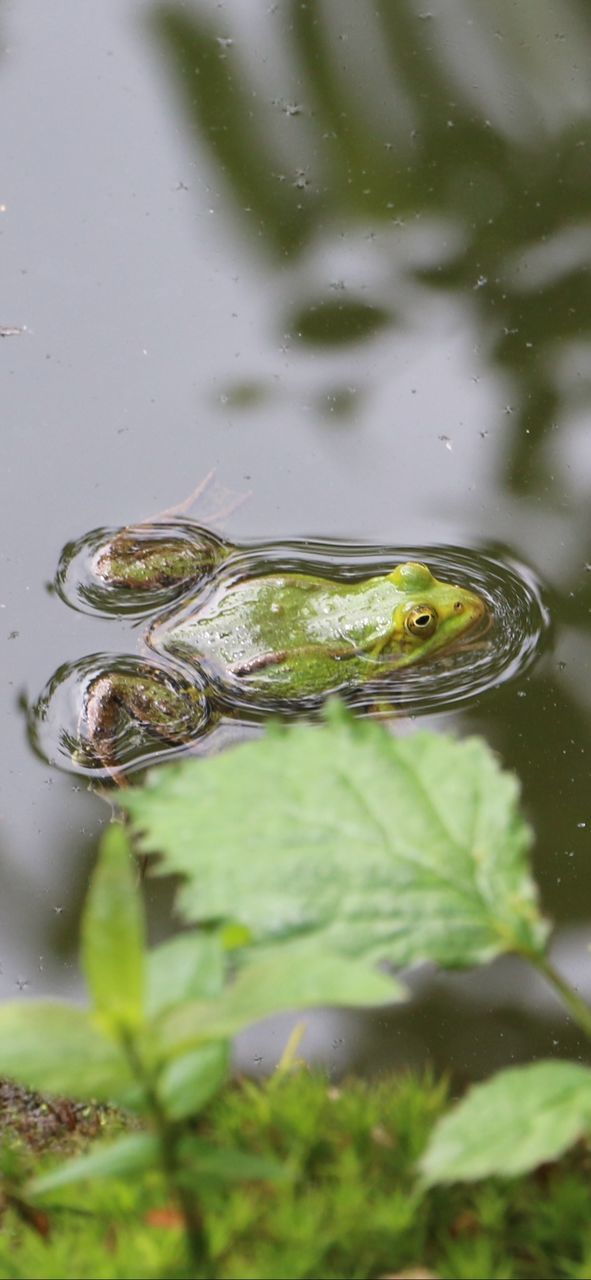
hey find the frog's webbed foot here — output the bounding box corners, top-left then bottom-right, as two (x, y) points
(144, 470), (251, 528)
(78, 660), (212, 777)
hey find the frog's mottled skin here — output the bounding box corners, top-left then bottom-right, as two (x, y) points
(148, 561), (485, 701)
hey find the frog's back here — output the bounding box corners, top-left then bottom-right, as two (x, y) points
(149, 571), (399, 700)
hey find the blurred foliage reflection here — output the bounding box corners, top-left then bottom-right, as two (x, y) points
(151, 0), (591, 503)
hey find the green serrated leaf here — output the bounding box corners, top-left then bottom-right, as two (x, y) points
(122, 715), (548, 970)
(81, 825), (145, 1029)
(30, 1133), (159, 1197)
(146, 932), (224, 1019)
(0, 1003), (131, 1101)
(159, 937), (401, 1052)
(421, 1060), (591, 1183)
(158, 1041), (229, 1120)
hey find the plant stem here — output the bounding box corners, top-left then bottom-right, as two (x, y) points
(120, 1031), (212, 1276)
(160, 1126), (211, 1277)
(528, 953), (591, 1042)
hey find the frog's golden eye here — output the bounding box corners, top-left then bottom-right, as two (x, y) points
(405, 604), (438, 638)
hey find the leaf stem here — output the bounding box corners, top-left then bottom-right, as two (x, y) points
(120, 1031), (212, 1275)
(528, 953), (591, 1042)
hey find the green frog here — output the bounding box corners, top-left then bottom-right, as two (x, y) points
(72, 526), (487, 772)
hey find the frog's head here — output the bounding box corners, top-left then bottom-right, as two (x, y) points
(386, 562), (487, 667)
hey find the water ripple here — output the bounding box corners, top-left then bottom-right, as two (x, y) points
(30, 526), (550, 775)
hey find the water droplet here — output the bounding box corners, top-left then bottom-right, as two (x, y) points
(278, 101), (302, 117)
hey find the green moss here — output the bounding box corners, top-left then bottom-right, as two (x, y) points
(2, 1071), (591, 1279)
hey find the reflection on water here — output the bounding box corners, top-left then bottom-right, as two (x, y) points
(151, 0), (591, 499)
(30, 521), (548, 776)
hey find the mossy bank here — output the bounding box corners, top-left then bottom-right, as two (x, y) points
(2, 1070), (591, 1280)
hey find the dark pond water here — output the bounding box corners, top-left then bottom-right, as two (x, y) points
(3, 0), (591, 1080)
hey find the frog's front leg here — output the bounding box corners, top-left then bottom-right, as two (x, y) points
(78, 661), (212, 774)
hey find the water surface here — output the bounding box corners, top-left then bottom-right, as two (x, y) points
(3, 0), (591, 1076)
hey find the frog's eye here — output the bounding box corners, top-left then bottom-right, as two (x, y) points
(405, 604), (438, 638)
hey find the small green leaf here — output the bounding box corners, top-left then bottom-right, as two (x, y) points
(0, 1003), (131, 1100)
(122, 715), (548, 971)
(421, 1060), (591, 1184)
(81, 825), (145, 1030)
(160, 937), (401, 1053)
(30, 1133), (159, 1197)
(158, 1042), (229, 1120)
(146, 932), (224, 1019)
(220, 922), (253, 951)
(178, 1137), (286, 1184)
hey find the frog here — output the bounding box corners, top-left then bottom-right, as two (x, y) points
(66, 524), (487, 773)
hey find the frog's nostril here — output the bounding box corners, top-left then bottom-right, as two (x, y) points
(454, 600), (464, 612)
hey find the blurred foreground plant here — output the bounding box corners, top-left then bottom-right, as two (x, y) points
(0, 819), (397, 1273)
(2, 708), (591, 1270)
